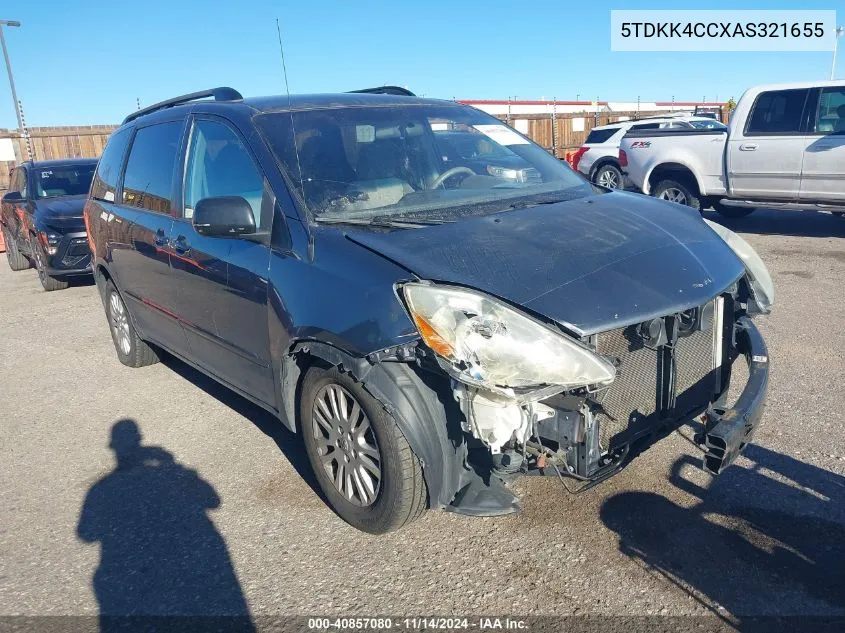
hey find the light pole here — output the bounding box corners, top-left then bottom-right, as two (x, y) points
(833, 26), (844, 81)
(0, 20), (22, 131)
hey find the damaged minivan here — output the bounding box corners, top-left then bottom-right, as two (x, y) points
(85, 87), (772, 533)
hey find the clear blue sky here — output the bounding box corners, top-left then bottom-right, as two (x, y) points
(0, 0), (841, 127)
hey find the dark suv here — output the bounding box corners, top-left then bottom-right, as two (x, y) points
(2, 158), (97, 290)
(86, 87), (771, 534)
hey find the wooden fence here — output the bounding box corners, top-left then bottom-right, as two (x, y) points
(0, 125), (117, 191)
(0, 107), (731, 191)
(496, 109), (729, 158)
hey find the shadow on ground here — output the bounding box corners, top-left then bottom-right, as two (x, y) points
(77, 419), (255, 631)
(160, 353), (324, 503)
(601, 444), (845, 623)
(701, 208), (845, 239)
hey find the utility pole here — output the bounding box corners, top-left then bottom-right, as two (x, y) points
(18, 98), (32, 160)
(0, 20), (22, 131)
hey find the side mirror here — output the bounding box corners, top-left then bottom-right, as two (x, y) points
(2, 191), (23, 203)
(192, 196), (256, 237)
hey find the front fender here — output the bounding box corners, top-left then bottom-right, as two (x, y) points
(285, 341), (473, 510)
(643, 159), (704, 196)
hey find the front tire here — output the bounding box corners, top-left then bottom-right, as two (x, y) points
(32, 242), (69, 291)
(594, 163), (623, 190)
(105, 280), (159, 367)
(712, 199), (755, 218)
(300, 366), (427, 533)
(4, 229), (32, 271)
(652, 178), (701, 211)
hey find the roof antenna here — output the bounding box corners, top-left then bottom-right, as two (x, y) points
(276, 18), (307, 214)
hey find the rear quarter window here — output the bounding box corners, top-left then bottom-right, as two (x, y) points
(585, 128), (619, 144)
(91, 127), (132, 203)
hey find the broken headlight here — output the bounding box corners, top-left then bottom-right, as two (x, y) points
(401, 282), (616, 391)
(703, 219), (774, 315)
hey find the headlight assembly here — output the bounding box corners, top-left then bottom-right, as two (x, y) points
(704, 219), (774, 315)
(401, 282), (615, 392)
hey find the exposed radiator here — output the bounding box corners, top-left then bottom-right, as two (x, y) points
(594, 299), (724, 451)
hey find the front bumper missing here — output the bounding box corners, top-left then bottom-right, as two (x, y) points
(443, 316), (769, 515)
(702, 316), (769, 474)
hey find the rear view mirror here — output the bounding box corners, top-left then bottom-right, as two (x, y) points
(192, 196), (256, 237)
(2, 191), (23, 203)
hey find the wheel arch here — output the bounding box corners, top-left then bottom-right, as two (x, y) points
(589, 156), (621, 181)
(646, 162), (703, 197)
(282, 340), (471, 509)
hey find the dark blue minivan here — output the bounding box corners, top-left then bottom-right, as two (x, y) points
(85, 87), (771, 533)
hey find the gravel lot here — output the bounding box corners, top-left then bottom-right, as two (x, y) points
(1, 209), (844, 626)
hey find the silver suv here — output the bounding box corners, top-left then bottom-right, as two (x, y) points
(572, 114), (726, 189)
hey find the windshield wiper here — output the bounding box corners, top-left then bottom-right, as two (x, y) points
(501, 196), (577, 212)
(315, 216), (447, 229)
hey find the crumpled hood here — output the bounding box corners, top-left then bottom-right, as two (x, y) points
(34, 195), (86, 230)
(345, 191), (745, 334)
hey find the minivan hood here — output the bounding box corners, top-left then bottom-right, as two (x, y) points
(344, 191), (745, 334)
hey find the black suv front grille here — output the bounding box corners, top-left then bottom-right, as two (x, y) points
(66, 238), (89, 258)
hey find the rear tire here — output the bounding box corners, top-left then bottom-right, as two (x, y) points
(652, 178), (701, 211)
(593, 164), (624, 190)
(4, 229), (32, 271)
(105, 280), (159, 367)
(712, 199), (755, 218)
(32, 242), (69, 291)
(300, 365), (427, 533)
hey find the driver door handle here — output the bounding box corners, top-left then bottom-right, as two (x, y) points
(739, 143), (758, 151)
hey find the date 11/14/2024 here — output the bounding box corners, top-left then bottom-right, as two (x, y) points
(307, 617), (529, 630)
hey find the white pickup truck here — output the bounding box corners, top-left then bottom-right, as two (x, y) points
(619, 80), (845, 218)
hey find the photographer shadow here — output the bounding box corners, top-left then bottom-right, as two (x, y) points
(601, 444), (845, 620)
(77, 419), (254, 631)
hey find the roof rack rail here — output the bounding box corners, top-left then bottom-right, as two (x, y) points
(348, 86), (415, 97)
(123, 87), (243, 124)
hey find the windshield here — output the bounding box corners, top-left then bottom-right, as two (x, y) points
(34, 164), (96, 199)
(256, 104), (596, 221)
(689, 119), (727, 130)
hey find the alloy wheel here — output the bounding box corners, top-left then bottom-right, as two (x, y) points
(597, 169), (620, 189)
(311, 383), (382, 507)
(109, 291), (132, 356)
(657, 188), (688, 205)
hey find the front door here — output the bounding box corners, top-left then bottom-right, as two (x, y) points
(168, 116), (275, 404)
(800, 85), (845, 202)
(112, 120), (189, 355)
(727, 88), (809, 200)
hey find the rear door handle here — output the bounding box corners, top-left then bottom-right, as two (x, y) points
(173, 234), (191, 255)
(739, 143), (758, 151)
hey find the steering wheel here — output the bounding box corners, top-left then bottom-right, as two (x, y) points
(429, 166), (475, 189)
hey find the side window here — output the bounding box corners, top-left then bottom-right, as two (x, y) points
(631, 122), (661, 130)
(813, 87), (845, 135)
(91, 127), (132, 202)
(184, 119), (267, 228)
(584, 127), (619, 144)
(746, 89), (809, 135)
(122, 121), (183, 213)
